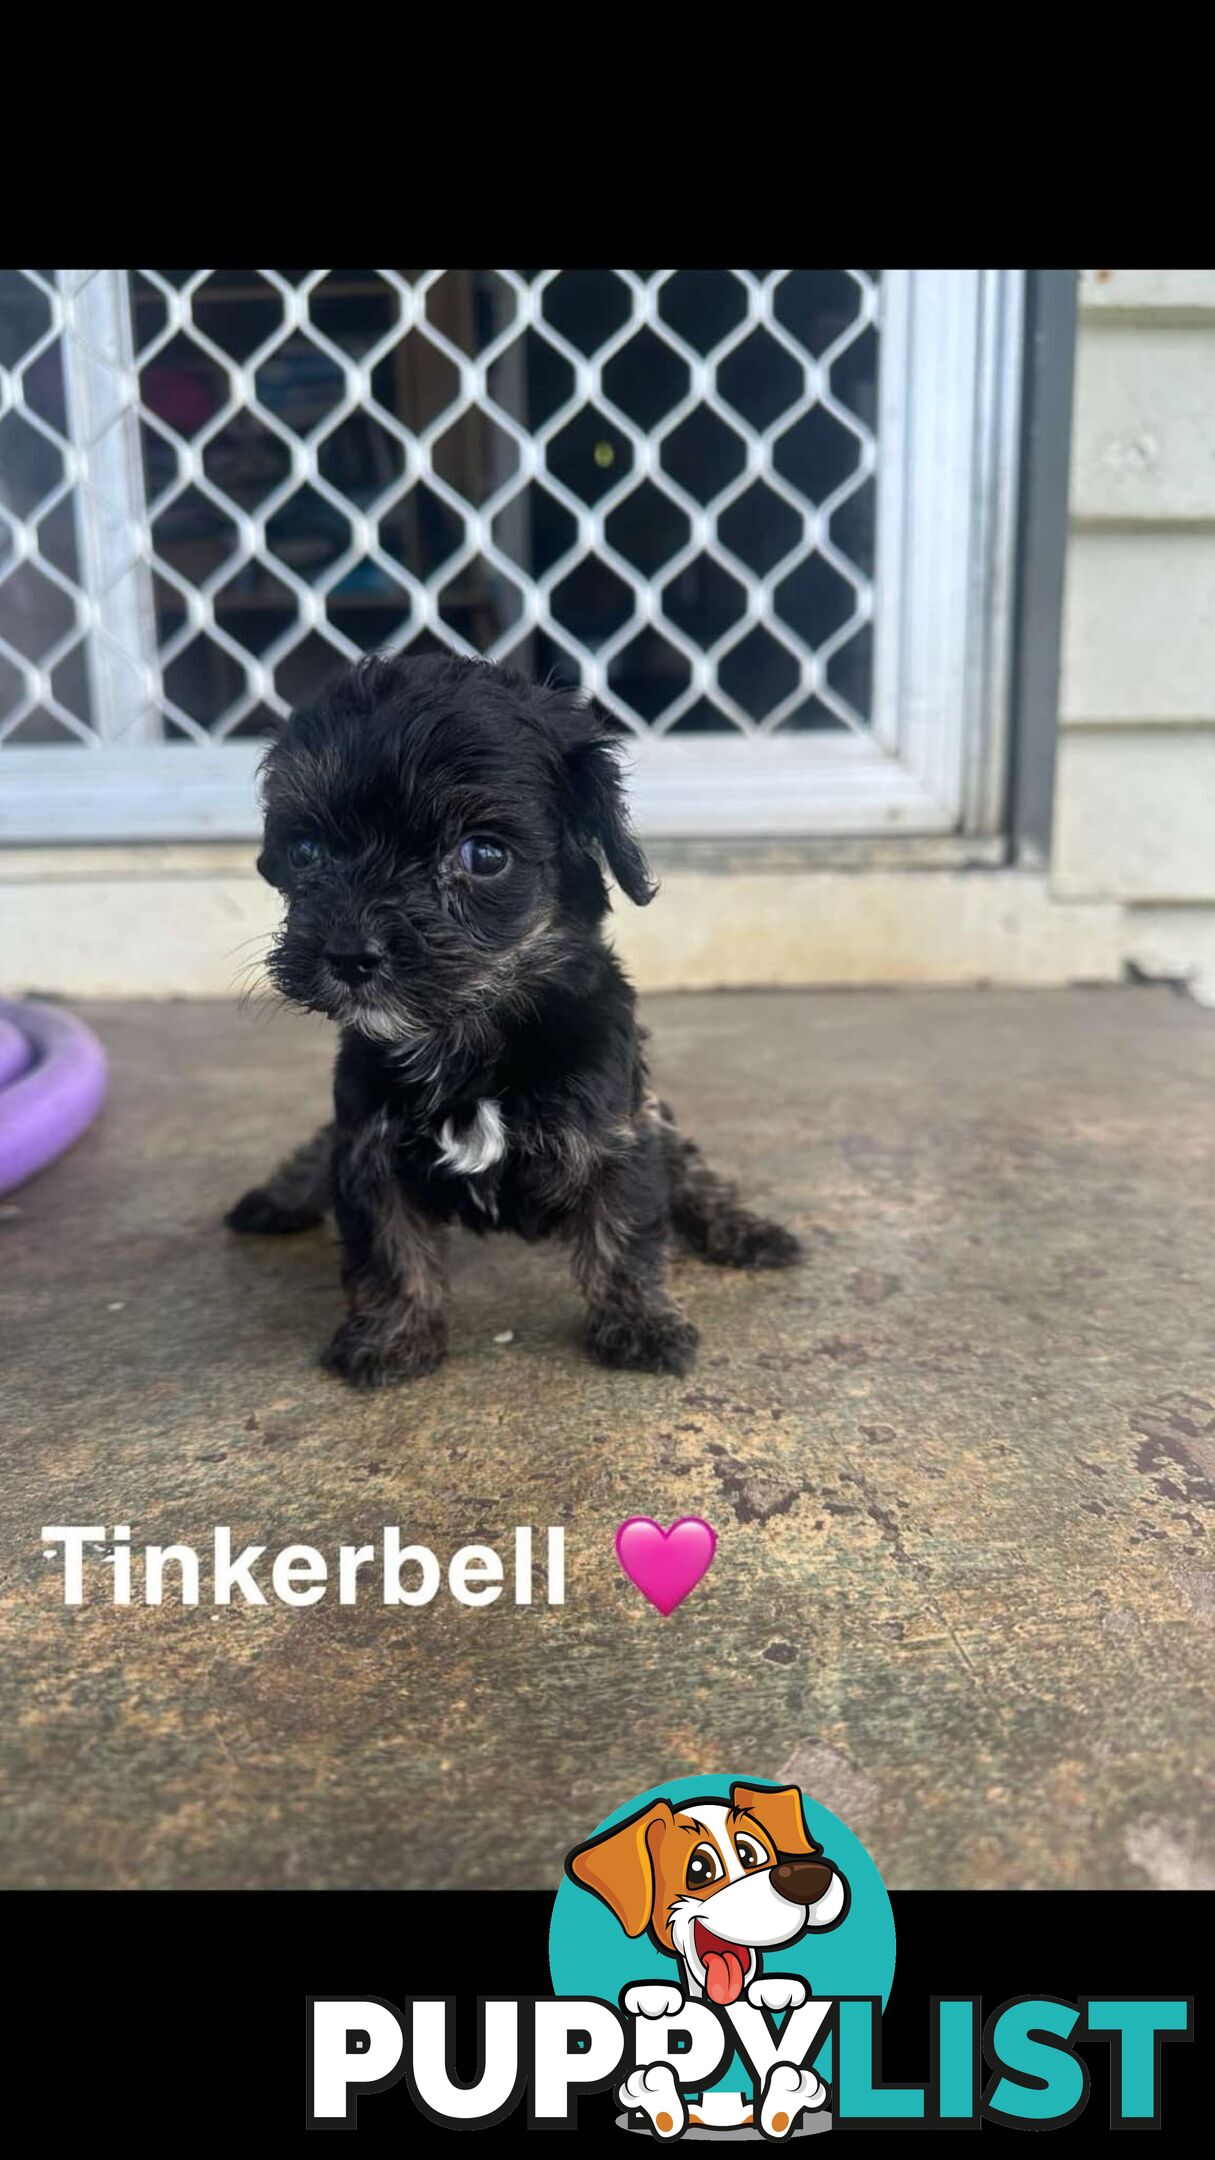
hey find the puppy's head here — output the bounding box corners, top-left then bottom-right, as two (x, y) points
(256, 653), (653, 1043)
(566, 1782), (849, 2006)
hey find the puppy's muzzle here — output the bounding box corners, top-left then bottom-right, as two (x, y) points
(323, 935), (384, 987)
(771, 1858), (836, 1906)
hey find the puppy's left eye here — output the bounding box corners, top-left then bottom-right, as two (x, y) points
(734, 1837), (765, 1871)
(458, 836), (510, 878)
(288, 836), (325, 871)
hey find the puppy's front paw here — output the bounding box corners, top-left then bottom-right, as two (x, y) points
(587, 1304), (699, 1376)
(321, 1312), (447, 1388)
(746, 1974), (807, 2012)
(623, 1982), (685, 2020)
(225, 1186), (323, 1235)
(617, 2063), (686, 2140)
(761, 2061), (827, 2138)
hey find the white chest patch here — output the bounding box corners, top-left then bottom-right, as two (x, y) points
(435, 1098), (506, 1179)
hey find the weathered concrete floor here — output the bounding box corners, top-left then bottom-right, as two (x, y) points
(2, 988), (1213, 1891)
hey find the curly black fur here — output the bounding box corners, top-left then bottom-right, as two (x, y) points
(227, 653), (800, 1387)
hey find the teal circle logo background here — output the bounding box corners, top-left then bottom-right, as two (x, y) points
(549, 1774), (895, 2091)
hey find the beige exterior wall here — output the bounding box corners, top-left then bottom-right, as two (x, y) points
(1053, 268), (1215, 996)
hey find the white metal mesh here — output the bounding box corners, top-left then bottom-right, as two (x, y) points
(0, 269), (880, 752)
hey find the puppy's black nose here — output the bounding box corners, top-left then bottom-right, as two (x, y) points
(323, 938), (383, 986)
(771, 1859), (835, 1906)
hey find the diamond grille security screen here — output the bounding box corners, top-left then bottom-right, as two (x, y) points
(0, 269), (1023, 841)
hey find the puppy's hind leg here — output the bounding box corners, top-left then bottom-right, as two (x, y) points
(649, 1097), (802, 1270)
(226, 1121), (335, 1234)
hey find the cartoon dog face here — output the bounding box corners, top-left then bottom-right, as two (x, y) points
(566, 1783), (849, 2007)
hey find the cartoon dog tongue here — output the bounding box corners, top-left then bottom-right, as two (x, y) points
(694, 1923), (749, 2005)
(703, 1948), (747, 2005)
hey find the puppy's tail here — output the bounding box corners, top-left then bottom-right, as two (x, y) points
(649, 1098), (802, 1270)
(226, 1121), (335, 1234)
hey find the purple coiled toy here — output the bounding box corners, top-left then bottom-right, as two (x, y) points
(0, 999), (108, 1195)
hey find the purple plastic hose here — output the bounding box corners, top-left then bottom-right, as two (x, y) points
(0, 999), (108, 1195)
(0, 1016), (32, 1091)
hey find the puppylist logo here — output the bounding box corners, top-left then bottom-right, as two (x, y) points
(552, 1777), (870, 2137)
(306, 1775), (1193, 2138)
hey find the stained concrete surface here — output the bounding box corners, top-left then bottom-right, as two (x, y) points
(1, 987), (1213, 1891)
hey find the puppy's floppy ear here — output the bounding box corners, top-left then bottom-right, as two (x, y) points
(562, 716), (656, 906)
(565, 1800), (673, 1936)
(254, 727), (290, 888)
(730, 1782), (819, 1859)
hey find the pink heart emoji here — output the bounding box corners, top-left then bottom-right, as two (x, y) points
(615, 1516), (717, 1616)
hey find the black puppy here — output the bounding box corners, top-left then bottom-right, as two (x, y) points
(227, 653), (800, 1387)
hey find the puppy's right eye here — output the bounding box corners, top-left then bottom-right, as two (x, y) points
(288, 837), (324, 871)
(686, 1844), (722, 1890)
(458, 836), (510, 878)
